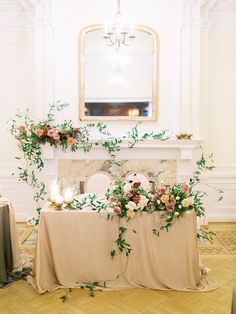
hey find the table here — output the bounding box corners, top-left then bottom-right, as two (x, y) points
(29, 204), (218, 294)
(0, 201), (22, 287)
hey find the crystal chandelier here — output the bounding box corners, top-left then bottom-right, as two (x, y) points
(103, 0), (135, 49)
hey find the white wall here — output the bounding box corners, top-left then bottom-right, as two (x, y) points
(0, 0), (235, 221)
(52, 0), (180, 134)
(203, 31), (236, 221)
(0, 28), (36, 220)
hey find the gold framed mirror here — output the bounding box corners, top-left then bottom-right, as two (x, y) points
(79, 24), (159, 121)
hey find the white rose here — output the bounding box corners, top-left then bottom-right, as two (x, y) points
(124, 183), (132, 193)
(176, 196), (180, 200)
(139, 195), (148, 209)
(126, 201), (137, 210)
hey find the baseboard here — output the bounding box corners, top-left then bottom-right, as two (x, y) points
(207, 213), (236, 222)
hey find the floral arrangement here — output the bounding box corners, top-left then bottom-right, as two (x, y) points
(107, 179), (151, 218)
(107, 176), (214, 237)
(9, 101), (223, 299)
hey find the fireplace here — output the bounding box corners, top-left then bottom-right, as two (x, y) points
(42, 140), (201, 192)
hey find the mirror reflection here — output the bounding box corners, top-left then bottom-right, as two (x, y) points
(79, 25), (158, 121)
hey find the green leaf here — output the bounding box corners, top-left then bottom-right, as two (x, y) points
(60, 295), (69, 302)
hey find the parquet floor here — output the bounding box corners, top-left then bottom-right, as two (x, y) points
(0, 223), (235, 314)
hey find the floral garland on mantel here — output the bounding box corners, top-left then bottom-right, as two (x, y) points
(9, 101), (170, 220)
(9, 101), (223, 298)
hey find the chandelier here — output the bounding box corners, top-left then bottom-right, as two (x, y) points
(103, 0), (135, 49)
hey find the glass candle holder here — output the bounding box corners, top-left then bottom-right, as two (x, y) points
(63, 188), (74, 208)
(55, 194), (63, 210)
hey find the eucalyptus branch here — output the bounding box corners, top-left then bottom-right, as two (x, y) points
(127, 123), (171, 148)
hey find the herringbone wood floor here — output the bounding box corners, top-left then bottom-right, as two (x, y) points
(0, 223), (235, 314)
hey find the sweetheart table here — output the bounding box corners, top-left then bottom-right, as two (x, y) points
(28, 202), (217, 294)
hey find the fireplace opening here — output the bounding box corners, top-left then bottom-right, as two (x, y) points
(84, 101), (151, 117)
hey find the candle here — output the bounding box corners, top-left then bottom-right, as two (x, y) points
(129, 24), (135, 37)
(55, 194), (63, 206)
(50, 182), (59, 202)
(64, 188), (74, 203)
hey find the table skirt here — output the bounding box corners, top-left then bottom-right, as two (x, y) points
(28, 209), (218, 294)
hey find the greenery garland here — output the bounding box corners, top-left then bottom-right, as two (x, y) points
(9, 101), (170, 222)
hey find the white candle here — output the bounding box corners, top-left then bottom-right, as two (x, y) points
(129, 24), (135, 37)
(64, 188), (74, 203)
(55, 194), (63, 205)
(50, 182), (59, 202)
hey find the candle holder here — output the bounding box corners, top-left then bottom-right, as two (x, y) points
(176, 133), (193, 140)
(64, 200), (74, 209)
(55, 202), (63, 210)
(48, 197), (58, 209)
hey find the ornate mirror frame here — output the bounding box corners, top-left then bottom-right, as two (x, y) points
(79, 24), (159, 121)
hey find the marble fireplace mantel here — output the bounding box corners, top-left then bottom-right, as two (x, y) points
(42, 140), (202, 185)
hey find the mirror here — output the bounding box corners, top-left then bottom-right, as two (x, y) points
(79, 24), (159, 121)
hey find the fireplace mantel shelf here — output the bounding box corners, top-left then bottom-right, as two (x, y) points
(42, 140), (203, 161)
(41, 139), (203, 184)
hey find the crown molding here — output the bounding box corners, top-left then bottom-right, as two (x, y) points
(208, 0), (236, 33)
(0, 0), (27, 31)
(181, 0), (236, 32)
(0, 0), (52, 31)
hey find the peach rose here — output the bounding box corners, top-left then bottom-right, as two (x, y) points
(35, 129), (44, 137)
(67, 137), (75, 145)
(160, 194), (169, 204)
(181, 197), (193, 208)
(126, 209), (135, 218)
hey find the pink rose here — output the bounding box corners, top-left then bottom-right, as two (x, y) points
(157, 186), (169, 195)
(181, 184), (190, 194)
(47, 128), (58, 137)
(47, 129), (54, 137)
(166, 203), (174, 212)
(18, 125), (26, 132)
(114, 207), (121, 215)
(109, 197), (115, 204)
(53, 133), (60, 140)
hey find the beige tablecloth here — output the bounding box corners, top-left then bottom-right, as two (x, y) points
(29, 206), (218, 294)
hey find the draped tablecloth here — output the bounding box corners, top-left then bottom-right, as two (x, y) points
(28, 205), (218, 294)
(0, 201), (22, 287)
